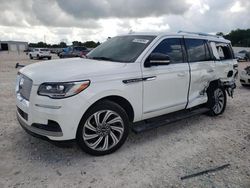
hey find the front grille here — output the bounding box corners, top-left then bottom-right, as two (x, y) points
(18, 74), (33, 101)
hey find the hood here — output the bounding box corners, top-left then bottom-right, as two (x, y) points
(19, 58), (127, 84)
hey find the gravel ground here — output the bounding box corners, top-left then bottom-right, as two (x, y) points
(0, 51), (249, 188)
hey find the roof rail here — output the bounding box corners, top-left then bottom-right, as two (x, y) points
(178, 31), (223, 39)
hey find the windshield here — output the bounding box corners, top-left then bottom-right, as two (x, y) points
(87, 35), (156, 62)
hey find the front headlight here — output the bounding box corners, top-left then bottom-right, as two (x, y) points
(38, 80), (90, 99)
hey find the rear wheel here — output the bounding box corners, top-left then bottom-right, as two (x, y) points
(207, 86), (227, 116)
(76, 100), (129, 156)
(29, 54), (33, 59)
(48, 56), (51, 60)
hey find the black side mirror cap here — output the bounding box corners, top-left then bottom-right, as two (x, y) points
(145, 53), (170, 67)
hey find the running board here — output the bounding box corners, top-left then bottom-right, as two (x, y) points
(131, 107), (210, 133)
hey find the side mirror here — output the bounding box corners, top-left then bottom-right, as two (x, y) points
(145, 53), (170, 67)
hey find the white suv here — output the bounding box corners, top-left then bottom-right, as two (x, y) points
(28, 48), (52, 60)
(16, 32), (238, 155)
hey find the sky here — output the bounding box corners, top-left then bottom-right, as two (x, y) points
(0, 0), (250, 44)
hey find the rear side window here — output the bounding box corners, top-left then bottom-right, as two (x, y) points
(185, 39), (211, 62)
(215, 43), (234, 60)
(152, 38), (184, 63)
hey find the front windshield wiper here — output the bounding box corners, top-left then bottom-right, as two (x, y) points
(87, 56), (129, 63)
(91, 56), (116, 61)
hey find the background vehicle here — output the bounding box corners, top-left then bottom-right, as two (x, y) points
(235, 50), (249, 61)
(24, 48), (32, 55)
(28, 48), (52, 60)
(240, 66), (250, 86)
(59, 46), (90, 58)
(16, 32), (237, 156)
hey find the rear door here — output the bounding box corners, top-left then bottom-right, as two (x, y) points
(184, 38), (216, 108)
(142, 37), (190, 119)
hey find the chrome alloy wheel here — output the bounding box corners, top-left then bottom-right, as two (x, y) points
(213, 88), (225, 114)
(82, 110), (124, 151)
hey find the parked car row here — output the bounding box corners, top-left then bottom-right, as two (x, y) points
(26, 46), (91, 60)
(58, 46), (90, 58)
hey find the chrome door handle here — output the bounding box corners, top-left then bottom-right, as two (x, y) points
(144, 76), (156, 81)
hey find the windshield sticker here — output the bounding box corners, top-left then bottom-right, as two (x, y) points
(132, 39), (149, 44)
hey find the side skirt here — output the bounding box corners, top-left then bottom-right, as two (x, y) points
(131, 106), (209, 133)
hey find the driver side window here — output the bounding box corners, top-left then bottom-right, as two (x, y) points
(152, 38), (184, 63)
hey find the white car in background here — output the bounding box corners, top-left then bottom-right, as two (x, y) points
(16, 32), (237, 156)
(28, 48), (52, 60)
(240, 66), (250, 86)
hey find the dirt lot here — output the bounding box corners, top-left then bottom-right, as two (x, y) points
(0, 51), (249, 188)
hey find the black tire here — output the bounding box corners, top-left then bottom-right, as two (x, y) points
(48, 56), (51, 60)
(206, 85), (227, 116)
(76, 100), (129, 156)
(241, 83), (248, 87)
(37, 54), (40, 59)
(29, 54), (33, 59)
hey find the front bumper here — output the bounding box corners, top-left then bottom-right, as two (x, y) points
(16, 84), (90, 141)
(17, 112), (63, 137)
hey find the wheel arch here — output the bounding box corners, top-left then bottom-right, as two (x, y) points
(82, 95), (135, 123)
(207, 79), (223, 89)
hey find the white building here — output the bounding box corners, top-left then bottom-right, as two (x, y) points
(0, 41), (28, 52)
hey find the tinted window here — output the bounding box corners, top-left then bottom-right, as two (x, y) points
(185, 39), (211, 62)
(152, 38), (184, 63)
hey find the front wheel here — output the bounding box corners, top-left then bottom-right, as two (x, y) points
(207, 86), (227, 116)
(76, 100), (129, 156)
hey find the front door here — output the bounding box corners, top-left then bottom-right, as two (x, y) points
(142, 37), (190, 119)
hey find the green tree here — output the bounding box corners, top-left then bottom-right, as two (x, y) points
(59, 42), (67, 48)
(224, 29), (250, 47)
(216, 32), (224, 36)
